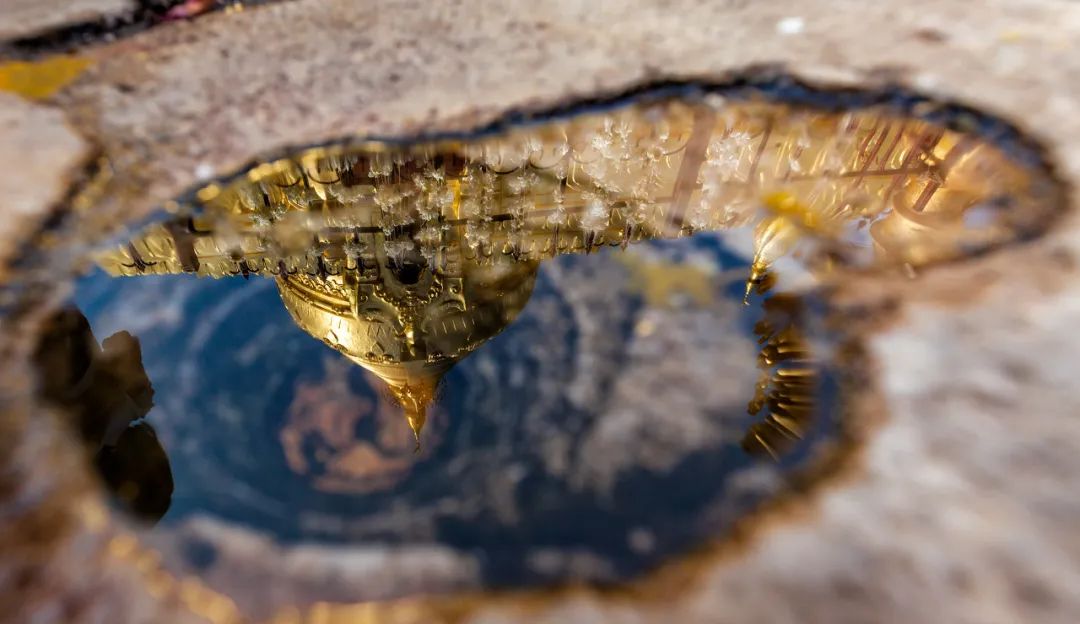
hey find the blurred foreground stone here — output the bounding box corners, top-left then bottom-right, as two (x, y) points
(0, 0), (134, 41)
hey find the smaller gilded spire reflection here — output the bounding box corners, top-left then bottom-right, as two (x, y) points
(742, 294), (818, 460)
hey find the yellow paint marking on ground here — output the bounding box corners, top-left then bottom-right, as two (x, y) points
(0, 55), (93, 101)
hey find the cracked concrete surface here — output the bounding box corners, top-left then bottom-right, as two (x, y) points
(1, 0), (1079, 622)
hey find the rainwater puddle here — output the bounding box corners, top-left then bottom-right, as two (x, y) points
(19, 90), (1061, 616)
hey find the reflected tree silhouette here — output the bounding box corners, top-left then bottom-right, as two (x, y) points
(32, 307), (173, 523)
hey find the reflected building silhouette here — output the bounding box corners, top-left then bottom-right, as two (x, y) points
(93, 98), (1045, 452)
(33, 308), (173, 522)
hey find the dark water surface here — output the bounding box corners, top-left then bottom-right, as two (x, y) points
(66, 235), (838, 586)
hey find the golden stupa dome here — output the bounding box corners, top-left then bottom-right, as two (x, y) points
(276, 233), (539, 447)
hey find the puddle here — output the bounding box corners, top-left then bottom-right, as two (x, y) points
(13, 92), (1061, 616)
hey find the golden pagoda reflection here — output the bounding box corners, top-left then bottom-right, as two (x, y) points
(274, 234), (539, 449)
(94, 97), (1049, 447)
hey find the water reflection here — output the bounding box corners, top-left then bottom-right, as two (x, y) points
(95, 99), (1047, 445)
(52, 95), (1052, 607)
(33, 307), (173, 522)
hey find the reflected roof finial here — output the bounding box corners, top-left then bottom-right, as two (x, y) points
(744, 261), (771, 305)
(406, 405), (426, 454)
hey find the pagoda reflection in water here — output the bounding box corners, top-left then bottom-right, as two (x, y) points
(95, 97), (1044, 455)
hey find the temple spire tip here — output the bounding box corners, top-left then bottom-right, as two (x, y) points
(744, 262), (764, 305)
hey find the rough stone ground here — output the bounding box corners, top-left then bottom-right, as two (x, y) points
(0, 0), (134, 42)
(0, 93), (91, 277)
(1, 0), (1080, 622)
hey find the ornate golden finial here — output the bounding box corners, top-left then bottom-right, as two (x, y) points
(408, 412), (425, 452)
(387, 381), (432, 453)
(745, 190), (843, 304)
(743, 260), (771, 305)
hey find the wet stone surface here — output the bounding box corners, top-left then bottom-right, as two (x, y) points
(13, 92), (1062, 617)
